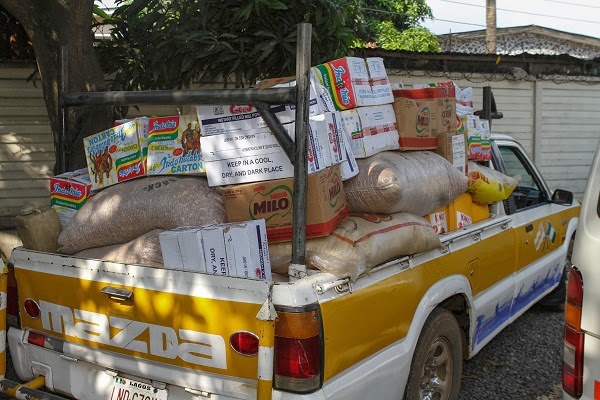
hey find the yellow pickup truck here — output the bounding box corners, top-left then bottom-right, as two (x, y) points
(6, 134), (579, 400)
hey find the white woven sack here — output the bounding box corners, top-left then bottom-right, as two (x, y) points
(59, 176), (225, 254)
(74, 229), (164, 268)
(343, 151), (468, 216)
(269, 212), (442, 280)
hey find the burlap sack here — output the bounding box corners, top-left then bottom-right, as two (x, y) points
(343, 151), (468, 216)
(269, 213), (442, 280)
(74, 229), (164, 268)
(59, 176), (225, 254)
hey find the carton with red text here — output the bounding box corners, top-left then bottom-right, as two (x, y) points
(50, 168), (93, 227)
(221, 166), (348, 243)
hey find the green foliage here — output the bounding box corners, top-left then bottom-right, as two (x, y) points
(97, 0), (360, 90)
(356, 0), (433, 44)
(377, 23), (440, 52)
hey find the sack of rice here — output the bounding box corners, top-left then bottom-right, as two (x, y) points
(268, 213), (442, 280)
(59, 176), (225, 254)
(74, 229), (164, 268)
(343, 151), (468, 216)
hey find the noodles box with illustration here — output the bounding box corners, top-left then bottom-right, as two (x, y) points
(50, 168), (93, 227)
(339, 104), (399, 158)
(221, 165), (349, 243)
(115, 117), (149, 165)
(146, 115), (205, 175)
(84, 120), (146, 191)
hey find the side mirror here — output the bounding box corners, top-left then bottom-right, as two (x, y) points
(551, 189), (573, 206)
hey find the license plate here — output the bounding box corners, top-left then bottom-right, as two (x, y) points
(108, 377), (168, 400)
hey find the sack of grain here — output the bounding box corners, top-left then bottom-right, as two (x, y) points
(59, 176), (225, 254)
(269, 212), (442, 280)
(343, 151), (468, 216)
(74, 229), (164, 268)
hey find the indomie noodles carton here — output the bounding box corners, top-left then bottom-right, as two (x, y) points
(146, 115), (205, 175)
(221, 166), (349, 243)
(84, 121), (146, 190)
(311, 57), (393, 110)
(50, 168), (93, 227)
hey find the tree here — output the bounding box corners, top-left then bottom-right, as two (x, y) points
(354, 0), (440, 51)
(98, 0), (361, 90)
(0, 1), (113, 172)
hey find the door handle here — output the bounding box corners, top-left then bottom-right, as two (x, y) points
(525, 224), (534, 232)
(101, 286), (133, 301)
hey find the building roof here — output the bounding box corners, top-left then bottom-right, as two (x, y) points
(437, 25), (600, 60)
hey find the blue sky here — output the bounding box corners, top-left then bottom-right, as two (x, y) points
(424, 0), (600, 38)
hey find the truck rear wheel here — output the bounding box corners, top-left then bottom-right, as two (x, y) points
(404, 307), (462, 400)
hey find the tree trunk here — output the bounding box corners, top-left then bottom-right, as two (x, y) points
(0, 0), (113, 173)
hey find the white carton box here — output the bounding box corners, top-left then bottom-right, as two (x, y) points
(177, 227), (207, 272)
(247, 220), (271, 280)
(224, 224), (254, 278)
(310, 112), (346, 165)
(338, 121), (360, 180)
(159, 229), (184, 269)
(339, 104), (399, 158)
(201, 226), (229, 275)
(203, 122), (329, 186)
(196, 105), (290, 136)
(201, 128), (282, 162)
(205, 151), (294, 187)
(366, 58), (394, 105)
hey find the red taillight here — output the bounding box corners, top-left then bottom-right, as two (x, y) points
(27, 331), (46, 347)
(23, 298), (40, 319)
(563, 267), (584, 398)
(230, 331), (259, 356)
(274, 307), (322, 393)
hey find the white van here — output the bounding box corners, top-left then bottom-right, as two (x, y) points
(563, 138), (600, 399)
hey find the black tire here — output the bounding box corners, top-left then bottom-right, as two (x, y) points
(404, 307), (463, 400)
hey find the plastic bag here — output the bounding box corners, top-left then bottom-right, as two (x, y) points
(467, 162), (521, 204)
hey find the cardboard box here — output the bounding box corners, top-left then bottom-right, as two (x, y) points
(338, 119), (360, 180)
(438, 97), (457, 134)
(201, 226), (229, 275)
(84, 120), (146, 190)
(311, 57), (393, 110)
(221, 166), (349, 243)
(339, 105), (399, 158)
(426, 193), (490, 234)
(255, 75), (334, 121)
(435, 131), (467, 175)
(392, 97), (438, 150)
(202, 122), (329, 179)
(457, 115), (481, 160)
(224, 220), (271, 280)
(196, 104), (290, 136)
(311, 112), (346, 165)
(146, 115), (205, 175)
(50, 168), (93, 227)
(177, 227), (207, 272)
(115, 117), (150, 165)
(159, 229), (185, 269)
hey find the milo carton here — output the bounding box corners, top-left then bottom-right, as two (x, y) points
(146, 115), (205, 175)
(84, 120), (146, 190)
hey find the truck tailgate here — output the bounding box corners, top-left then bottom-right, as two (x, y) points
(11, 248), (271, 384)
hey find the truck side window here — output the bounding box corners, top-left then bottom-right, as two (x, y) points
(499, 146), (548, 211)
